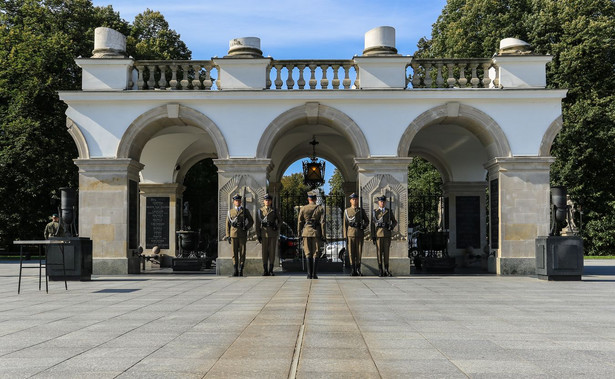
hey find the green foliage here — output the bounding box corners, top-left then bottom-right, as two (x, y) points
(128, 9), (191, 60)
(328, 168), (344, 197)
(280, 173), (310, 199)
(407, 157), (443, 231)
(0, 0), (191, 247)
(419, 0), (615, 254)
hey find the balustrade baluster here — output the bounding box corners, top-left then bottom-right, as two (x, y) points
(203, 64), (213, 90)
(159, 65), (168, 90)
(136, 65), (145, 90)
(469, 63), (479, 88)
(169, 65), (178, 89)
(424, 63), (433, 87)
(458, 62), (467, 87)
(274, 64), (283, 89)
(492, 63), (500, 88)
(446, 63), (456, 88)
(147, 65), (156, 89)
(285, 64), (295, 89)
(215, 64), (221, 90)
(192, 64), (201, 89)
(266, 65), (272, 89)
(342, 64), (351, 89)
(482, 62), (492, 88)
(180, 65), (190, 89)
(320, 65), (329, 89)
(332, 65), (340, 89)
(435, 63), (444, 87)
(297, 65), (306, 89)
(353, 65), (360, 89)
(309, 64), (317, 89)
(411, 62), (421, 88)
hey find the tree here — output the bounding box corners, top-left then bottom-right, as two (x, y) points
(417, 0), (615, 254)
(128, 9), (191, 60)
(328, 168), (344, 197)
(0, 0), (191, 248)
(407, 157), (443, 231)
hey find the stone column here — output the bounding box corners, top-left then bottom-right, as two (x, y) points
(485, 157), (554, 275)
(139, 183), (185, 260)
(74, 158), (143, 274)
(213, 158), (272, 275)
(442, 182), (488, 265)
(354, 157), (413, 275)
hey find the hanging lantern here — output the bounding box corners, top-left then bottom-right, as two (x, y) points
(302, 137), (326, 189)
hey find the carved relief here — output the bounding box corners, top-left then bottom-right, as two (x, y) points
(218, 174), (265, 241)
(360, 174), (407, 240)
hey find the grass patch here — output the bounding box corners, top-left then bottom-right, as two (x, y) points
(585, 256), (615, 259)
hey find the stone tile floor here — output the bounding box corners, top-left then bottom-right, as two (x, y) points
(0, 260), (614, 378)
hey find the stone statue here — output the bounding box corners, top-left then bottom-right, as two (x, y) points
(182, 201), (192, 230)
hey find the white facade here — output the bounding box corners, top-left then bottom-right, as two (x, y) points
(59, 27), (566, 276)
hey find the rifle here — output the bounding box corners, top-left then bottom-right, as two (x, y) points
(241, 186), (247, 230)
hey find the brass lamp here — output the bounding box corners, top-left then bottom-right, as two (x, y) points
(302, 137), (326, 189)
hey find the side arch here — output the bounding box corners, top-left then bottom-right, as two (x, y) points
(66, 118), (89, 159)
(397, 103), (512, 159)
(117, 104), (229, 160)
(539, 115), (563, 156)
(256, 102), (370, 159)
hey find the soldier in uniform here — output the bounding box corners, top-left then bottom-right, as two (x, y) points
(256, 193), (279, 276)
(225, 194), (254, 277)
(371, 196), (397, 277)
(44, 213), (64, 239)
(298, 191), (326, 279)
(343, 193), (369, 276)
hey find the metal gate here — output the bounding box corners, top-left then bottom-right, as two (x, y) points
(279, 193), (346, 271)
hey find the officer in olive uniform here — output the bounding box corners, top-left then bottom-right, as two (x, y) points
(343, 193), (369, 276)
(225, 194), (254, 276)
(256, 193), (279, 276)
(371, 196), (397, 277)
(298, 191), (326, 279)
(44, 213), (64, 239)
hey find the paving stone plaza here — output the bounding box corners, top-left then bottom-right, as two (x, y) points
(1, 260), (615, 378)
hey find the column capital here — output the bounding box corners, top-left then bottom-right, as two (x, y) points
(442, 181), (487, 196)
(213, 158), (273, 174)
(484, 156), (555, 172)
(74, 158), (143, 181)
(354, 157), (413, 172)
(139, 183), (185, 197)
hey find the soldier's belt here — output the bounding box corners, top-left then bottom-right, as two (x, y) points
(376, 222), (390, 228)
(306, 220), (320, 227)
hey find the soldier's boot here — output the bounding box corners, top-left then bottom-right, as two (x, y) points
(351, 264), (358, 276)
(378, 263), (384, 277)
(268, 263), (275, 276)
(262, 263), (269, 276)
(357, 263), (363, 276)
(385, 264), (393, 277)
(233, 263), (239, 277)
(306, 258), (313, 279)
(239, 263), (244, 277)
(312, 257), (319, 280)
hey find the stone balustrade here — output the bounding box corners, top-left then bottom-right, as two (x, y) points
(132, 60), (217, 90)
(129, 58), (502, 91)
(267, 60), (359, 90)
(408, 58), (499, 88)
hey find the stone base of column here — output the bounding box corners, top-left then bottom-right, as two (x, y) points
(497, 257), (535, 275)
(360, 257), (410, 276)
(93, 258), (129, 275)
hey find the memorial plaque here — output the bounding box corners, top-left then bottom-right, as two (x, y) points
(146, 197), (169, 249)
(490, 179), (499, 249)
(456, 196), (480, 249)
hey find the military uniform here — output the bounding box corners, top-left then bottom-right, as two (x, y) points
(298, 192), (326, 279)
(370, 196), (397, 277)
(343, 193), (369, 276)
(44, 214), (64, 239)
(225, 195), (254, 276)
(256, 194), (279, 276)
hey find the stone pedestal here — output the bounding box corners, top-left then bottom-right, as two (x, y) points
(75, 158), (143, 274)
(214, 158), (272, 275)
(355, 157), (413, 275)
(536, 236), (584, 281)
(485, 157), (554, 275)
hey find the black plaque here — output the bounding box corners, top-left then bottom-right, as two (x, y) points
(490, 179), (499, 249)
(456, 196), (481, 249)
(128, 180), (138, 249)
(146, 197), (170, 249)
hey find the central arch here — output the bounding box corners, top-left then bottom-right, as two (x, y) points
(256, 102), (370, 160)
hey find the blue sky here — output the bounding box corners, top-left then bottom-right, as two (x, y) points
(92, 0), (448, 192)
